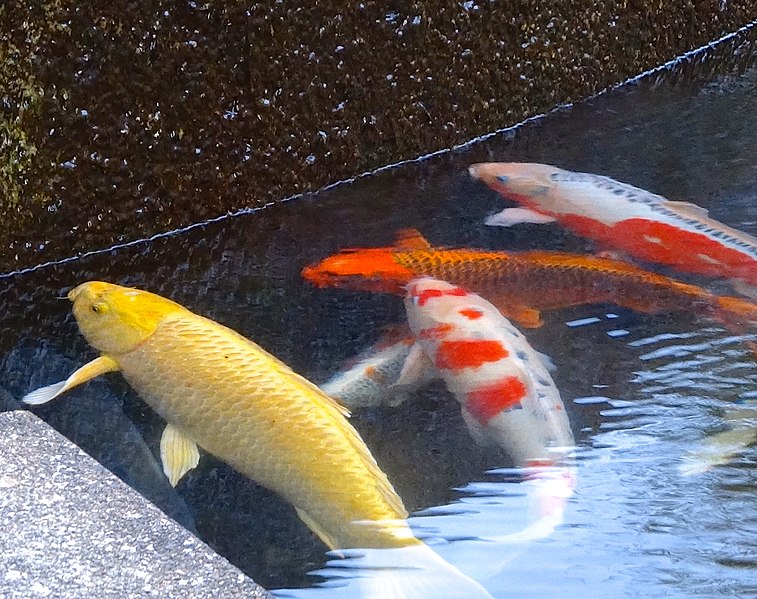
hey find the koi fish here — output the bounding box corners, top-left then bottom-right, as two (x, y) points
(401, 277), (574, 466)
(469, 162), (757, 289)
(679, 402), (757, 475)
(23, 282), (493, 599)
(319, 325), (437, 410)
(301, 229), (757, 332)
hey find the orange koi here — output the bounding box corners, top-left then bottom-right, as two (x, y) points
(469, 162), (757, 289)
(301, 229), (757, 332)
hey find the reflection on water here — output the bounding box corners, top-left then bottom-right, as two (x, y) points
(2, 34), (757, 599)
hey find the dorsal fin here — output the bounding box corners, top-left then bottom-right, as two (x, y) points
(664, 200), (710, 219)
(394, 229), (432, 250)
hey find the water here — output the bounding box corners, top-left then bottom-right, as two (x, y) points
(2, 34), (756, 598)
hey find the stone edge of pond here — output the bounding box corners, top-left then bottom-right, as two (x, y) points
(0, 409), (272, 599)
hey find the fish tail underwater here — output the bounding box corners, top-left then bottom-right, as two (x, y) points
(713, 294), (757, 329)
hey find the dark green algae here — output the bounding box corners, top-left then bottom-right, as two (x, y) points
(2, 1), (757, 273)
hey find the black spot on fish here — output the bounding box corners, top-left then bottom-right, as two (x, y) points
(516, 350), (529, 361)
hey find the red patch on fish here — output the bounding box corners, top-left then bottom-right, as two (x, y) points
(435, 339), (509, 370)
(458, 308), (484, 320)
(415, 286), (468, 306)
(418, 323), (455, 340)
(465, 376), (528, 424)
(526, 458), (555, 468)
(558, 215), (757, 282)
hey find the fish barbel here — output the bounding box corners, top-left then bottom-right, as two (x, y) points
(302, 229), (757, 331)
(469, 162), (757, 287)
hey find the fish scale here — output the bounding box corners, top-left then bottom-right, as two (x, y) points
(403, 277), (574, 466)
(392, 248), (734, 317)
(470, 162), (757, 283)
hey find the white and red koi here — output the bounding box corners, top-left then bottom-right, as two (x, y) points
(470, 162), (757, 289)
(401, 277), (574, 467)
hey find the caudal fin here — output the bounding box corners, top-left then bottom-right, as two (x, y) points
(680, 426), (757, 475)
(713, 295), (757, 333)
(275, 544), (493, 599)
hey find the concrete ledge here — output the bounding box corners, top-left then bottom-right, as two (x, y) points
(0, 410), (270, 598)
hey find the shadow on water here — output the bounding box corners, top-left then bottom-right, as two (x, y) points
(2, 29), (757, 597)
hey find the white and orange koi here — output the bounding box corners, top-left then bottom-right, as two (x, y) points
(319, 325), (437, 410)
(400, 277), (574, 467)
(470, 162), (757, 290)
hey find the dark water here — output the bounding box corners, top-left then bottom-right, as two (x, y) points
(2, 35), (757, 598)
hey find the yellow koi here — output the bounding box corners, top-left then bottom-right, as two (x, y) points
(23, 281), (493, 598)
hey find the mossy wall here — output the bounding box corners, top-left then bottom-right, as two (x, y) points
(2, 1), (756, 272)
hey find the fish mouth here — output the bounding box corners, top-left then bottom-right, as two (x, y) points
(469, 163), (506, 183)
(67, 283), (88, 303)
(468, 164), (485, 180)
(301, 265), (335, 288)
(67, 281), (114, 303)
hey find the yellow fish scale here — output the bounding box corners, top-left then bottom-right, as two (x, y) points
(114, 310), (413, 550)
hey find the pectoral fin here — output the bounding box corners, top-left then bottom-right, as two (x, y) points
(160, 424), (200, 487)
(536, 351), (557, 372)
(394, 228), (433, 249)
(485, 207), (557, 228)
(22, 356), (120, 406)
(295, 507), (340, 551)
(491, 301), (543, 328)
(394, 343), (435, 387)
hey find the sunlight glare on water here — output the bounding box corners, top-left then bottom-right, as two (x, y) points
(1, 32), (756, 599)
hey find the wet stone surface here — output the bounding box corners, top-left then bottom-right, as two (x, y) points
(1, 2), (756, 272)
(0, 410), (271, 599)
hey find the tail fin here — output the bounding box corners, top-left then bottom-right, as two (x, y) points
(275, 545), (493, 599)
(731, 279), (757, 300)
(680, 403), (757, 475)
(680, 426), (757, 475)
(409, 465), (575, 582)
(713, 295), (757, 331)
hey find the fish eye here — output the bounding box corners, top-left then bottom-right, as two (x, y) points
(90, 302), (107, 314)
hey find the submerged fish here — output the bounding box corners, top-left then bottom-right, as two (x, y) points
(469, 162), (757, 288)
(401, 277), (574, 466)
(679, 403), (757, 476)
(22, 282), (493, 598)
(319, 325), (437, 410)
(23, 282), (410, 548)
(302, 229), (757, 332)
